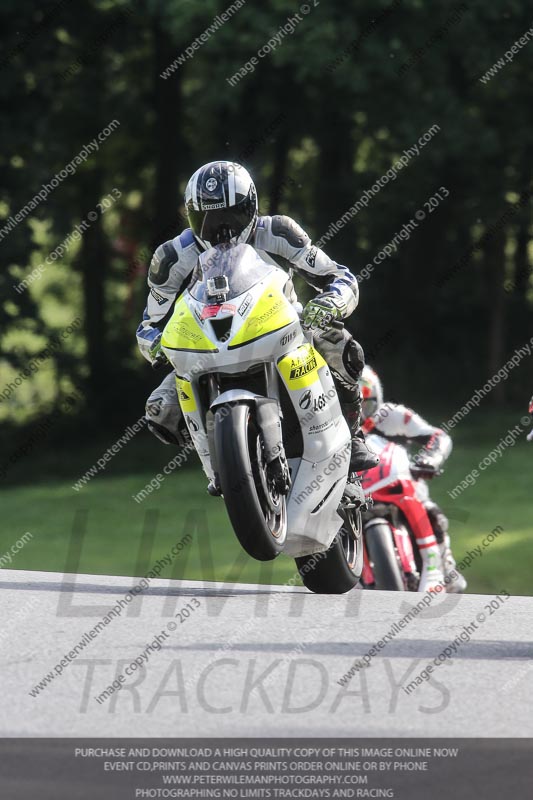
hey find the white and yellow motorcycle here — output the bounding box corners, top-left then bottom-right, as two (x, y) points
(161, 242), (364, 593)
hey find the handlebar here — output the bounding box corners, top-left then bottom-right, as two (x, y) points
(410, 464), (442, 480)
(151, 352), (169, 370)
(300, 315), (344, 333)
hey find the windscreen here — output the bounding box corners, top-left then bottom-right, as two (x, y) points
(188, 243), (275, 303)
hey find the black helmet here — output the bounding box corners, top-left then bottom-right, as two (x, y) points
(184, 161), (258, 249)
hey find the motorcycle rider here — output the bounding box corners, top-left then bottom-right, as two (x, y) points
(359, 364), (467, 593)
(137, 161), (378, 489)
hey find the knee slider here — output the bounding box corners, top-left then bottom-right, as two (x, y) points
(343, 337), (365, 380)
(145, 397), (163, 421)
(146, 419), (181, 446)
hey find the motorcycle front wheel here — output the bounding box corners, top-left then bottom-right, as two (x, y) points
(214, 403), (287, 561)
(364, 518), (405, 590)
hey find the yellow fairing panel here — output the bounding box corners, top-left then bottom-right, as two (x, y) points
(175, 378), (197, 413)
(228, 282), (296, 349)
(162, 296), (218, 352)
(277, 344), (327, 389)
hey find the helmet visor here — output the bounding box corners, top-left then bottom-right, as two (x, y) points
(187, 192), (256, 246)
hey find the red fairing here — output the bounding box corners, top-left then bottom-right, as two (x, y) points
(390, 523), (418, 574)
(361, 441), (438, 551)
(359, 441), (395, 489)
(369, 481), (438, 551)
(393, 495), (437, 550)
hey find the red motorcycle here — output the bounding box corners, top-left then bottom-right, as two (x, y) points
(360, 434), (442, 591)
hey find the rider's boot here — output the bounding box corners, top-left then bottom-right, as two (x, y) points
(440, 535), (467, 593)
(424, 501), (467, 593)
(418, 543), (445, 593)
(341, 397), (380, 472)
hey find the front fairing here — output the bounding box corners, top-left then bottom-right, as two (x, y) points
(161, 243), (301, 376)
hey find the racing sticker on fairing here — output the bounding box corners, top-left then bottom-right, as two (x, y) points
(309, 420), (334, 435)
(277, 344), (326, 389)
(238, 293), (253, 317)
(175, 378), (197, 412)
(299, 390), (327, 412)
(299, 390), (312, 410)
(280, 330), (297, 347)
(289, 352), (317, 379)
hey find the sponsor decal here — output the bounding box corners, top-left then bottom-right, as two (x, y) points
(188, 417), (199, 432)
(313, 393), (327, 412)
(289, 353), (318, 380)
(309, 420), (334, 435)
(205, 177), (218, 192)
(200, 303), (236, 320)
(305, 247), (318, 269)
(193, 306), (204, 324)
(174, 322), (202, 343)
(299, 390), (328, 412)
(280, 330), (297, 347)
(200, 201), (226, 210)
(250, 298), (285, 328)
(299, 389), (312, 410)
(238, 293), (253, 317)
(256, 218), (266, 229)
(176, 379), (197, 411)
(150, 287), (168, 305)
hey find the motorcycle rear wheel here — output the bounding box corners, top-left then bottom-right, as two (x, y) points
(295, 505), (363, 594)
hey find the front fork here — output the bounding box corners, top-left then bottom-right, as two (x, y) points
(204, 366), (290, 495)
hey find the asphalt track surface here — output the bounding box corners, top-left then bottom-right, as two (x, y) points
(1, 569), (531, 736)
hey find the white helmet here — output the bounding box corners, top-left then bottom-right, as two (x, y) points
(184, 161), (258, 249)
(359, 365), (384, 422)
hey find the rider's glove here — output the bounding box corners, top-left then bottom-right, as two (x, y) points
(301, 293), (347, 331)
(411, 457), (439, 479)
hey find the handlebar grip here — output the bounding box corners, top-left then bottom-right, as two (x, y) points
(151, 354), (168, 370)
(300, 316), (344, 333)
